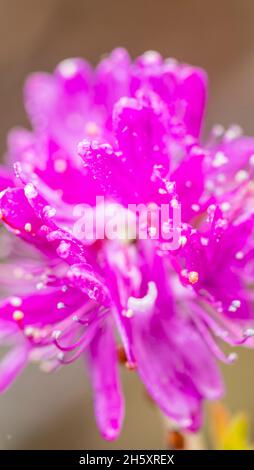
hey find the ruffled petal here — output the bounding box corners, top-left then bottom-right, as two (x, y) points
(130, 309), (223, 430)
(131, 53), (207, 137)
(79, 91), (172, 205)
(0, 286), (85, 326)
(24, 72), (58, 131)
(24, 61), (97, 156)
(95, 48), (131, 113)
(86, 321), (124, 440)
(175, 210), (254, 320)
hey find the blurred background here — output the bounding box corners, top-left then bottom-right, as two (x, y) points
(1, 0), (254, 449)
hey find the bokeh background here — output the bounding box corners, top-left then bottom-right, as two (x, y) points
(1, 0), (254, 449)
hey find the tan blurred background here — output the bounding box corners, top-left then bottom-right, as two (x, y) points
(1, 0), (254, 449)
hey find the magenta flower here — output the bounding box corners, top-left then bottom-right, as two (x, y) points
(0, 49), (254, 440)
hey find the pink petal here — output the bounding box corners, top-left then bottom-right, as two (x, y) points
(86, 321), (124, 440)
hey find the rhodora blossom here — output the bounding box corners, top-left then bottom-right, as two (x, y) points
(0, 49), (254, 440)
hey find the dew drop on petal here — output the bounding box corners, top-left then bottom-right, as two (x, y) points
(148, 226), (157, 238)
(235, 251), (244, 260)
(24, 222), (32, 232)
(13, 310), (24, 321)
(221, 202), (231, 212)
(36, 282), (45, 290)
(235, 170), (249, 183)
(43, 205), (57, 218)
(24, 183), (38, 199)
(24, 326), (34, 337)
(122, 308), (134, 318)
(244, 328), (254, 337)
(224, 125), (242, 141)
(57, 240), (71, 259)
(88, 286), (99, 300)
(57, 302), (65, 310)
(212, 151), (228, 168)
(191, 204), (200, 212)
(228, 299), (241, 312)
(58, 59), (77, 78)
(188, 271), (199, 284)
(52, 330), (61, 339)
(179, 235), (187, 246)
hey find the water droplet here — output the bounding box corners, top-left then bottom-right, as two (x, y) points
(171, 198), (179, 209)
(57, 352), (64, 360)
(24, 222), (32, 232)
(24, 326), (35, 337)
(224, 125), (242, 141)
(57, 240), (71, 259)
(88, 286), (99, 300)
(36, 282), (45, 290)
(10, 297), (22, 307)
(221, 202), (230, 212)
(212, 124), (224, 138)
(235, 170), (249, 183)
(151, 164), (163, 182)
(228, 299), (241, 312)
(24, 183), (38, 199)
(180, 235), (187, 246)
(122, 308), (134, 318)
(165, 181), (176, 193)
(84, 121), (100, 137)
(142, 50), (162, 64)
(57, 302), (65, 310)
(188, 271), (199, 284)
(43, 205), (57, 218)
(13, 310), (24, 321)
(212, 151), (228, 168)
(158, 188), (167, 194)
(201, 237), (208, 246)
(191, 204), (200, 212)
